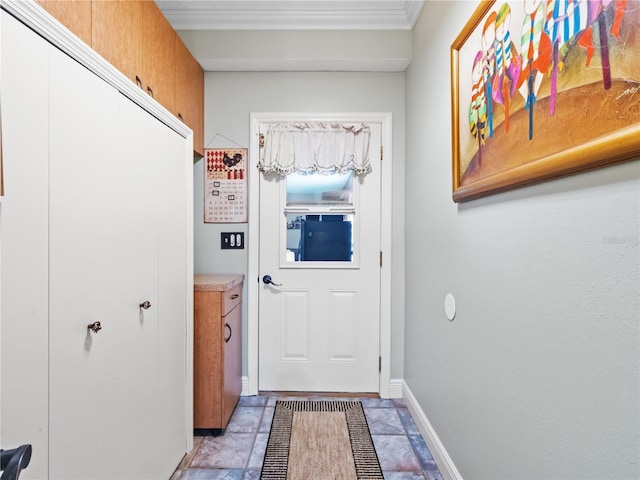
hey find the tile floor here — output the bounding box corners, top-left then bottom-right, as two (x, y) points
(171, 394), (444, 480)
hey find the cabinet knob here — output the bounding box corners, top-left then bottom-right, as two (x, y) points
(139, 301), (151, 310)
(87, 321), (102, 333)
(147, 85), (154, 98)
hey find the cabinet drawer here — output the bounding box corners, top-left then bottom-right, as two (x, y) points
(223, 284), (242, 316)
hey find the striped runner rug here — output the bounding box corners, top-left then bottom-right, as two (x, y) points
(261, 400), (384, 480)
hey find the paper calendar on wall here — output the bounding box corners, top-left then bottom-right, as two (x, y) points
(204, 148), (248, 223)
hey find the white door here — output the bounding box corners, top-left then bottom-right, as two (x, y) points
(258, 123), (382, 393)
(47, 44), (186, 479)
(118, 94), (189, 476)
(48, 44), (158, 479)
(0, 12), (51, 479)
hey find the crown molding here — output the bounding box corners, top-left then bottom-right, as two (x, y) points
(403, 0), (424, 28)
(197, 57), (411, 72)
(157, 0), (425, 30)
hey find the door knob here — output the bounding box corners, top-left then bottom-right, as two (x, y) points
(87, 321), (102, 333)
(262, 275), (282, 286)
(139, 301), (151, 310)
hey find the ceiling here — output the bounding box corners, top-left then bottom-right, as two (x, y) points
(156, 0), (426, 31)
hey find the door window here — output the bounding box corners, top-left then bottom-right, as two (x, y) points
(283, 172), (358, 265)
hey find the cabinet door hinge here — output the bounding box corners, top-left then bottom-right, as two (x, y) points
(259, 133), (265, 148)
(379, 356), (382, 373)
(380, 145), (383, 161)
(379, 251), (383, 267)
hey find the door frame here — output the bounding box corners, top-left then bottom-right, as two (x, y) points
(247, 112), (393, 397)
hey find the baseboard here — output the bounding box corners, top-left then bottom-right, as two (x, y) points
(388, 378), (404, 398)
(402, 381), (463, 480)
(241, 376), (250, 396)
(241, 376), (404, 398)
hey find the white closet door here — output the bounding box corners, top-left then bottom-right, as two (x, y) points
(0, 12), (50, 480)
(148, 110), (189, 470)
(48, 46), (160, 478)
(118, 96), (188, 477)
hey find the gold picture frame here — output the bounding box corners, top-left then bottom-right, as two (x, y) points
(451, 0), (640, 202)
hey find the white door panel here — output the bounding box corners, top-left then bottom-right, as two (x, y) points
(259, 123), (381, 393)
(48, 44), (128, 479)
(143, 100), (189, 472)
(0, 13), (51, 479)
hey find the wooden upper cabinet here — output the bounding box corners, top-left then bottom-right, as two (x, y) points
(175, 35), (204, 157)
(37, 0), (203, 156)
(36, 0), (92, 45)
(91, 0), (143, 86)
(142, 1), (176, 114)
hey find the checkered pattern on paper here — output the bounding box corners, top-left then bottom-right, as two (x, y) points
(204, 148), (247, 223)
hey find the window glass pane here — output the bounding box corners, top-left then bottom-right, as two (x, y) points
(286, 171), (353, 206)
(286, 214), (353, 262)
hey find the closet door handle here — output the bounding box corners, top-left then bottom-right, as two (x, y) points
(139, 301), (151, 310)
(87, 321), (102, 333)
(224, 323), (232, 343)
(230, 294), (239, 300)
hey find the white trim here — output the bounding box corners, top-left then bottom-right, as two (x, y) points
(0, 0), (191, 140)
(159, 2), (426, 31)
(378, 112), (393, 399)
(387, 378), (404, 399)
(241, 376), (250, 397)
(247, 112), (393, 398)
(404, 0), (426, 28)
(184, 136), (195, 455)
(197, 58), (411, 73)
(403, 381), (464, 480)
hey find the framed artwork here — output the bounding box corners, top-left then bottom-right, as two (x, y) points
(451, 0), (640, 202)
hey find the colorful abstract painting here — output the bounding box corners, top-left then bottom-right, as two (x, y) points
(451, 0), (640, 202)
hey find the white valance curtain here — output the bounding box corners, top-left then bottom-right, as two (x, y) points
(258, 122), (372, 175)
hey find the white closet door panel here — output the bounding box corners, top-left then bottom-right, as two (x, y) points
(112, 97), (161, 479)
(146, 107), (189, 473)
(48, 46), (158, 479)
(0, 12), (50, 480)
(118, 94), (188, 479)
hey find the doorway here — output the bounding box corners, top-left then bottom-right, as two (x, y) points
(247, 113), (393, 396)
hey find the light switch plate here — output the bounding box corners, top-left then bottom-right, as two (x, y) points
(221, 232), (244, 249)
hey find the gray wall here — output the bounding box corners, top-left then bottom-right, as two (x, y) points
(196, 71), (406, 378)
(404, 1), (639, 479)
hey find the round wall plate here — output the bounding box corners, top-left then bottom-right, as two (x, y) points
(444, 293), (456, 321)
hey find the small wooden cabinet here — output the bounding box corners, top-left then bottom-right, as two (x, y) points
(194, 274), (244, 432)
